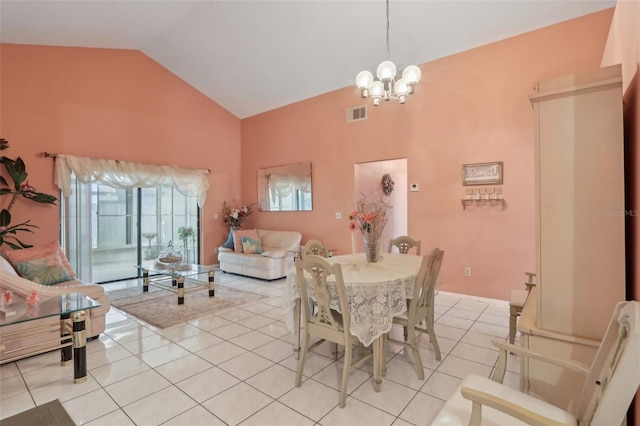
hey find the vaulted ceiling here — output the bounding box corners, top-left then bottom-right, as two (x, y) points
(1, 1), (615, 118)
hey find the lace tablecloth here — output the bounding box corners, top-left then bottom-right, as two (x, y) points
(283, 253), (422, 347)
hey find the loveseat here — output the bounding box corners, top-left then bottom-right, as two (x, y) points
(218, 229), (302, 280)
(0, 254), (111, 363)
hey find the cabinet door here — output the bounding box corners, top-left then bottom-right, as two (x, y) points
(532, 65), (625, 340)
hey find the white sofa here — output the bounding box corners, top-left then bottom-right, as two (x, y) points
(0, 256), (111, 363)
(218, 229), (302, 280)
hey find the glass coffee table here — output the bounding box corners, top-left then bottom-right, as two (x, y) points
(137, 261), (215, 305)
(0, 292), (101, 384)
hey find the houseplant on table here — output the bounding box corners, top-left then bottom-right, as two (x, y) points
(0, 138), (58, 249)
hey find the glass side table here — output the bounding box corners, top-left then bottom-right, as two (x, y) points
(0, 292), (101, 383)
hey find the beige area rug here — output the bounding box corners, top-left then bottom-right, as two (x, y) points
(2, 399), (75, 426)
(108, 281), (266, 328)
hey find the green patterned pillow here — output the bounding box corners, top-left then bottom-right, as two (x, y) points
(241, 236), (264, 254)
(14, 252), (73, 286)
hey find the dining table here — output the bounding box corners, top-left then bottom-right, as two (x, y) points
(283, 252), (423, 391)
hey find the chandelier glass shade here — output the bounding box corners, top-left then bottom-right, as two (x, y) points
(355, 0), (421, 105)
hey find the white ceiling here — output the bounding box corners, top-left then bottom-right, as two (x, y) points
(1, 0), (615, 119)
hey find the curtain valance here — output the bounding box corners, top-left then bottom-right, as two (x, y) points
(268, 175), (311, 199)
(54, 155), (209, 207)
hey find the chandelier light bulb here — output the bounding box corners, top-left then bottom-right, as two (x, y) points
(394, 78), (409, 96)
(370, 81), (384, 98)
(376, 61), (397, 81)
(355, 70), (374, 89)
(402, 65), (422, 85)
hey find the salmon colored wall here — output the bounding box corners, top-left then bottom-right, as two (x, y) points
(241, 10), (614, 300)
(0, 44), (241, 265)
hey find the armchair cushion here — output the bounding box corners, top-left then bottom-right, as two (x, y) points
(13, 251), (74, 286)
(433, 374), (577, 425)
(3, 241), (76, 278)
(261, 250), (287, 259)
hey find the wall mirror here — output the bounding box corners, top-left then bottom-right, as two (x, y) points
(258, 162), (312, 211)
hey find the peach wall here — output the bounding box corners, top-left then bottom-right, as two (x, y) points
(602, 1), (640, 423)
(241, 10), (614, 300)
(0, 44), (241, 265)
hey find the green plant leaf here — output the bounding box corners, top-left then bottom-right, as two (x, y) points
(4, 157), (27, 188)
(22, 191), (58, 204)
(0, 138), (8, 150)
(0, 209), (11, 227)
(0, 188), (12, 195)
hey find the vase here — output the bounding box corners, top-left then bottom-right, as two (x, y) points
(363, 235), (381, 263)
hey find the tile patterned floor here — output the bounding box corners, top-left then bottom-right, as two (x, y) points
(0, 272), (521, 425)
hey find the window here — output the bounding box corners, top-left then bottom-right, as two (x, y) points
(62, 177), (199, 283)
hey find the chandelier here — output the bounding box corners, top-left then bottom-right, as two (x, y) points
(355, 0), (421, 106)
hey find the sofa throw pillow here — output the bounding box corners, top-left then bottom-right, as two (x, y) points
(3, 241), (76, 278)
(222, 229), (235, 250)
(232, 229), (259, 253)
(241, 236), (264, 254)
(13, 251), (74, 286)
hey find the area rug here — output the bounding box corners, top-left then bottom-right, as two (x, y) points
(2, 399), (75, 426)
(108, 282), (266, 328)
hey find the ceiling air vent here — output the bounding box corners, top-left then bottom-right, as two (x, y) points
(347, 105), (367, 123)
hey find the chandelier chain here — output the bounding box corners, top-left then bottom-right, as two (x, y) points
(385, 0), (390, 59)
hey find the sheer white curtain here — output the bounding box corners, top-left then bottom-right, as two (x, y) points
(54, 155), (209, 282)
(54, 155), (209, 207)
(268, 175), (312, 209)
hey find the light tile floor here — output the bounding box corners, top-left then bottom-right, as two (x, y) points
(0, 272), (521, 425)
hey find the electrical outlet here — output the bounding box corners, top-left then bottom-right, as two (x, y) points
(464, 267), (471, 277)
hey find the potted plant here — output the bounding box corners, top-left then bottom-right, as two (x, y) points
(0, 138), (58, 249)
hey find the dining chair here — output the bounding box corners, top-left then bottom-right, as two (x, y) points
(294, 255), (373, 408)
(508, 272), (536, 344)
(388, 236), (421, 255)
(387, 248), (444, 379)
(432, 300), (640, 425)
(300, 239), (329, 259)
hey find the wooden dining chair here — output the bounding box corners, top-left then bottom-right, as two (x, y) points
(300, 239), (329, 259)
(387, 248), (444, 379)
(432, 300), (640, 425)
(508, 272), (536, 344)
(388, 236), (421, 255)
(294, 255), (372, 408)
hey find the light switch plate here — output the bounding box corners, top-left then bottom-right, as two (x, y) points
(410, 183), (419, 192)
(335, 212), (342, 219)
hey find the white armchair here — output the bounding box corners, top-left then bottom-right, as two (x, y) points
(432, 300), (640, 425)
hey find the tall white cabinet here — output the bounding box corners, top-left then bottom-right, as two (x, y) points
(519, 64), (625, 411)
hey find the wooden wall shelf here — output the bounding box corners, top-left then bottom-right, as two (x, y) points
(461, 199), (506, 210)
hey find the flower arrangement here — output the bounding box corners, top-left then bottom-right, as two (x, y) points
(0, 138), (58, 249)
(349, 191), (392, 262)
(222, 201), (254, 228)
